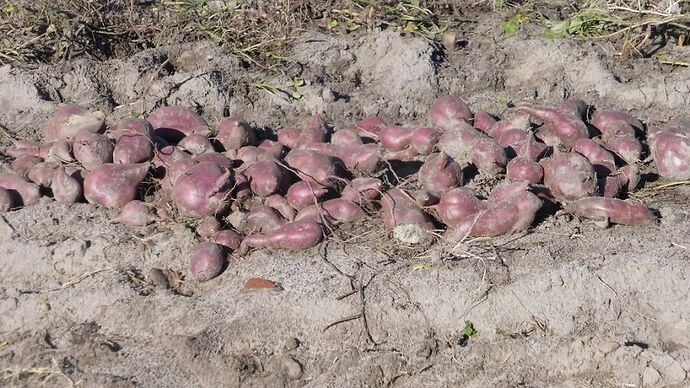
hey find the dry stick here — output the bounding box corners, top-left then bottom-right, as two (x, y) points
(595, 274), (658, 322)
(42, 266), (115, 293)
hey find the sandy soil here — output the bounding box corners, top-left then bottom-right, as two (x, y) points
(1, 10), (690, 388)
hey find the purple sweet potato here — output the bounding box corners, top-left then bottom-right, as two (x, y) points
(44, 104), (106, 142)
(265, 194), (296, 221)
(604, 136), (642, 164)
(341, 177), (382, 204)
(411, 127), (439, 155)
(10, 154), (43, 177)
(436, 188), (483, 227)
(506, 158), (543, 184)
(213, 229), (243, 251)
(115, 200), (157, 226)
(380, 189), (435, 231)
(188, 241), (226, 281)
(284, 149), (340, 188)
(418, 152), (463, 196)
(331, 128), (363, 147)
(235, 145), (276, 164)
(487, 114), (531, 140)
(591, 110), (643, 136)
(47, 140), (75, 163)
(148, 106), (209, 143)
(197, 216), (222, 238)
(0, 187), (12, 211)
(516, 104), (589, 148)
(473, 111), (497, 133)
(215, 117), (257, 151)
(353, 116), (386, 139)
(84, 163), (149, 208)
(295, 198), (364, 224)
(564, 197), (655, 226)
(238, 221), (324, 255)
(52, 167), (83, 204)
(154, 145), (192, 167)
(648, 125), (690, 179)
(286, 181), (328, 210)
(429, 95), (472, 131)
(257, 140), (285, 159)
(242, 160), (289, 197)
(27, 162), (57, 188)
(571, 138), (616, 176)
(0, 173), (41, 206)
(540, 152), (598, 201)
(73, 130), (114, 170)
(379, 125), (416, 152)
(178, 134), (215, 155)
(172, 160), (233, 217)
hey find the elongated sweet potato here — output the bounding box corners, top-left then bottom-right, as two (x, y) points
(238, 221), (324, 255)
(173, 161), (233, 217)
(265, 194), (296, 221)
(295, 198), (364, 224)
(10, 154), (43, 177)
(564, 197), (655, 226)
(473, 111), (497, 133)
(341, 177), (382, 204)
(571, 138), (616, 176)
(516, 103), (589, 148)
(0, 173), (41, 206)
(44, 104), (106, 142)
(418, 152), (463, 196)
(148, 106), (209, 143)
(215, 117), (257, 151)
(429, 95), (472, 131)
(188, 241), (226, 281)
(84, 163), (150, 208)
(540, 152), (597, 201)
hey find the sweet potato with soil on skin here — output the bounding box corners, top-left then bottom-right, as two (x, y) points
(286, 181), (328, 210)
(113, 131), (154, 165)
(557, 99), (588, 120)
(277, 127), (301, 149)
(213, 229), (243, 251)
(331, 128), (363, 147)
(178, 134), (215, 155)
(10, 154), (43, 177)
(429, 95), (472, 131)
(160, 158), (197, 191)
(341, 177), (382, 204)
(194, 152), (233, 169)
(44, 104), (106, 142)
(277, 114), (329, 148)
(438, 122), (484, 165)
(488, 181), (532, 203)
(7, 140), (52, 159)
(265, 194), (296, 221)
(232, 172), (252, 201)
(294, 198), (365, 224)
(235, 146), (275, 164)
(471, 137), (507, 176)
(27, 162), (57, 188)
(115, 200), (157, 226)
(571, 138), (616, 176)
(52, 167), (82, 204)
(73, 130), (114, 170)
(540, 152), (598, 202)
(257, 140), (285, 159)
(506, 158), (544, 184)
(245, 206), (288, 233)
(154, 145), (192, 167)
(47, 140), (74, 163)
(147, 106), (209, 143)
(238, 221), (324, 255)
(380, 189), (435, 231)
(0, 173), (41, 207)
(242, 160), (289, 197)
(648, 126), (690, 179)
(353, 116), (386, 139)
(0, 187), (12, 211)
(564, 197), (655, 226)
(197, 216), (222, 238)
(436, 188), (483, 227)
(84, 163), (149, 208)
(592, 111), (644, 136)
(418, 152), (463, 196)
(215, 117), (257, 151)
(173, 160), (234, 217)
(473, 111), (497, 133)
(516, 104), (589, 148)
(511, 133), (550, 161)
(487, 114), (531, 140)
(304, 142), (381, 174)
(379, 125), (415, 152)
(188, 241), (226, 281)
(604, 135), (642, 163)
(410, 189), (439, 207)
(284, 149), (341, 188)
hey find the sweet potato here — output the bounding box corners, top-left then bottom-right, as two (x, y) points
(111, 117), (155, 165)
(410, 189), (439, 207)
(418, 152), (463, 196)
(73, 130), (114, 170)
(438, 122), (484, 164)
(115, 200), (156, 226)
(52, 167), (82, 204)
(265, 194), (296, 221)
(47, 140), (75, 163)
(294, 198), (364, 224)
(506, 158), (543, 184)
(557, 99), (588, 120)
(648, 125), (690, 179)
(277, 114), (329, 148)
(235, 146), (276, 164)
(242, 160), (289, 197)
(540, 152), (597, 201)
(257, 140), (285, 159)
(172, 160), (233, 217)
(604, 136), (642, 164)
(178, 134), (215, 155)
(188, 241), (226, 281)
(0, 173), (41, 206)
(232, 172), (252, 201)
(0, 187), (12, 211)
(380, 189), (435, 231)
(591, 110), (643, 136)
(429, 95), (472, 131)
(516, 104), (589, 148)
(436, 188), (483, 227)
(353, 116), (386, 139)
(215, 117), (257, 151)
(6, 140), (52, 159)
(471, 137), (507, 175)
(197, 216), (222, 238)
(379, 125), (415, 152)
(331, 128), (363, 147)
(148, 106), (209, 143)
(473, 111), (497, 133)
(154, 145), (192, 167)
(277, 127), (301, 149)
(286, 181), (328, 210)
(194, 152), (233, 169)
(571, 138), (616, 176)
(27, 162), (57, 188)
(44, 104), (106, 142)
(487, 114), (531, 140)
(213, 229), (243, 251)
(238, 221), (324, 255)
(245, 206), (288, 233)
(564, 197), (655, 226)
(160, 158), (197, 191)
(84, 163), (150, 208)
(284, 149), (341, 188)
(10, 154), (43, 177)
(341, 177), (382, 204)
(379, 126), (438, 158)
(304, 142), (381, 174)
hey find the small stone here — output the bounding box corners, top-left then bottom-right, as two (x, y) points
(283, 337), (300, 352)
(281, 356), (303, 380)
(147, 268), (169, 288)
(442, 31), (459, 51)
(393, 224), (433, 246)
(322, 87), (335, 103)
(643, 366), (661, 386)
(596, 340), (620, 355)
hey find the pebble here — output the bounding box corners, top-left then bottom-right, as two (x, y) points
(643, 366), (661, 386)
(281, 356), (303, 380)
(283, 337), (300, 352)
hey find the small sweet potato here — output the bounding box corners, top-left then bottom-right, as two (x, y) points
(277, 114), (329, 148)
(238, 221), (324, 255)
(84, 163), (150, 208)
(471, 137), (507, 175)
(380, 189), (435, 231)
(245, 206), (288, 233)
(429, 95), (472, 131)
(487, 114), (531, 140)
(284, 149), (341, 188)
(564, 197), (655, 226)
(10, 154), (43, 177)
(52, 167), (83, 204)
(213, 229), (243, 251)
(257, 140), (285, 159)
(436, 188), (483, 227)
(418, 152), (463, 196)
(540, 152), (597, 202)
(331, 128), (363, 147)
(265, 194), (296, 221)
(379, 125), (416, 152)
(47, 140), (75, 163)
(73, 130), (114, 170)
(197, 216), (222, 238)
(148, 106), (209, 143)
(242, 160), (289, 197)
(353, 116), (386, 139)
(44, 104), (106, 142)
(286, 181), (328, 210)
(215, 117), (257, 151)
(473, 111), (497, 133)
(172, 161), (233, 217)
(506, 158), (543, 184)
(295, 198), (364, 224)
(188, 241), (226, 281)
(516, 104), (589, 148)
(115, 200), (157, 226)
(571, 138), (616, 176)
(178, 134), (215, 155)
(0, 173), (41, 206)
(27, 162), (57, 188)
(341, 177), (382, 204)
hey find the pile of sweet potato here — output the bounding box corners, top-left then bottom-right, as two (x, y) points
(2, 96), (678, 281)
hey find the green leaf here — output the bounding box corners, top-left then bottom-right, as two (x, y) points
(500, 13), (529, 37)
(462, 320), (477, 337)
(543, 19), (571, 39)
(4, 2), (14, 14)
(411, 263), (432, 271)
(326, 18), (338, 30)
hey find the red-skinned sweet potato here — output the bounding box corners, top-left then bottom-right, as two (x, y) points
(73, 130), (114, 170)
(47, 140), (75, 163)
(295, 198), (365, 224)
(418, 152), (463, 196)
(380, 189), (435, 231)
(648, 125), (690, 179)
(257, 140), (285, 159)
(341, 177), (382, 204)
(10, 154), (43, 177)
(245, 206), (288, 233)
(242, 160), (289, 197)
(0, 173), (41, 206)
(487, 114), (531, 140)
(44, 104), (106, 142)
(115, 200), (157, 226)
(516, 103), (589, 148)
(353, 116), (386, 139)
(571, 138), (616, 176)
(188, 241), (226, 281)
(331, 128), (363, 147)
(52, 167), (82, 204)
(148, 106), (209, 143)
(473, 111), (497, 133)
(178, 134), (215, 155)
(436, 188), (483, 227)
(84, 163), (149, 208)
(540, 152), (597, 201)
(172, 160), (233, 217)
(284, 149), (341, 188)
(564, 197), (655, 226)
(27, 162), (57, 188)
(238, 221), (324, 255)
(506, 158), (543, 184)
(213, 229), (243, 251)
(265, 194), (296, 221)
(197, 216), (222, 238)
(215, 117), (257, 151)
(429, 95), (472, 131)
(286, 181), (328, 210)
